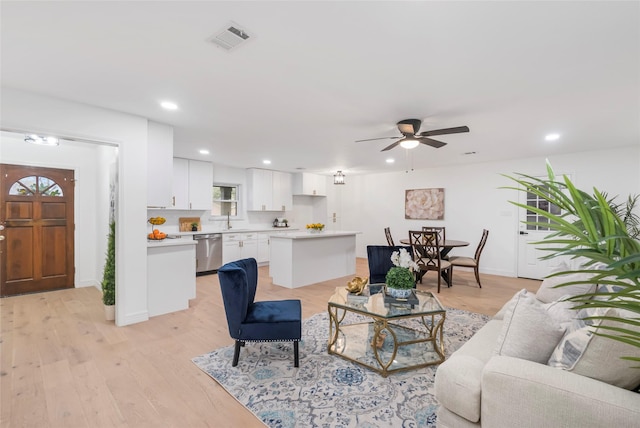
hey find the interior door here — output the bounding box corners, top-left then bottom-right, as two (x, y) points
(0, 164), (75, 296)
(516, 179), (568, 280)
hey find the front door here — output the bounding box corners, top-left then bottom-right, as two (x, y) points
(0, 164), (75, 296)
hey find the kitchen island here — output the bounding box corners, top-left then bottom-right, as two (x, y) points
(269, 231), (360, 288)
(147, 238), (197, 317)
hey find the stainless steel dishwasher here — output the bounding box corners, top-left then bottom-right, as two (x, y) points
(193, 233), (222, 275)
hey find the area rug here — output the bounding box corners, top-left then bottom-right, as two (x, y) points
(192, 308), (489, 427)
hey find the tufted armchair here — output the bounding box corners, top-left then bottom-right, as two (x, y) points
(217, 258), (302, 367)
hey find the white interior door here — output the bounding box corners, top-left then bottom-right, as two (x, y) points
(516, 179), (570, 280)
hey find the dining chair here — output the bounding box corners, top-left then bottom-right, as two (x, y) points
(218, 257), (302, 367)
(367, 245), (414, 286)
(448, 229), (489, 288)
(422, 226), (446, 249)
(384, 227), (395, 246)
(408, 230), (451, 293)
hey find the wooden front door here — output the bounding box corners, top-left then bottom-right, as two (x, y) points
(0, 164), (75, 296)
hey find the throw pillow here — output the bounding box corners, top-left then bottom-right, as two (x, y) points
(494, 289), (566, 364)
(542, 295), (580, 327)
(536, 272), (597, 303)
(548, 307), (640, 390)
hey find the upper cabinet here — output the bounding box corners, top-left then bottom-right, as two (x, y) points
(246, 168), (293, 211)
(170, 158), (213, 210)
(292, 172), (326, 196)
(147, 122), (173, 207)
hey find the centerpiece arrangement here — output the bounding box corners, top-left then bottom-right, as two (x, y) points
(306, 223), (325, 233)
(386, 248), (418, 298)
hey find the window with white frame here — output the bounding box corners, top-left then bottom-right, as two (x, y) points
(212, 184), (239, 216)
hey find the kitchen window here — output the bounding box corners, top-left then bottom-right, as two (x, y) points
(212, 184), (239, 217)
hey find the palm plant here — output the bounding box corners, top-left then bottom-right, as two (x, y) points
(503, 161), (640, 364)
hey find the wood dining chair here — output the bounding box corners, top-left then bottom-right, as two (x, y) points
(384, 227), (395, 246)
(408, 230), (451, 293)
(422, 226), (446, 256)
(449, 229), (489, 288)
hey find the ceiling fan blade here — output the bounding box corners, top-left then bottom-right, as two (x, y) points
(419, 126), (470, 137)
(381, 140), (402, 151)
(418, 137), (447, 149)
(355, 136), (399, 142)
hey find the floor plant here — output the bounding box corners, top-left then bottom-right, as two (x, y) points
(503, 161), (640, 364)
(101, 220), (116, 319)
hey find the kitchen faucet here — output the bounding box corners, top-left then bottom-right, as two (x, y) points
(227, 213), (232, 230)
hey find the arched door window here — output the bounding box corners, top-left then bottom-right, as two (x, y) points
(8, 175), (64, 197)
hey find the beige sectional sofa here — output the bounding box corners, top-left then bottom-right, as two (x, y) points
(434, 276), (640, 428)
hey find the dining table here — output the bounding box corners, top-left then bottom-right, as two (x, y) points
(399, 238), (469, 286)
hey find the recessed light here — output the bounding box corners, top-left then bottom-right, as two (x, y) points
(160, 101), (178, 110)
(386, 158), (395, 164)
(199, 149), (210, 155)
(545, 133), (560, 141)
(263, 160), (271, 165)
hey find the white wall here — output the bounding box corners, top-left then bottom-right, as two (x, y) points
(338, 147), (640, 278)
(1, 88), (149, 326)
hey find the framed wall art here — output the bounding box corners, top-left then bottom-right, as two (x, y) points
(405, 188), (445, 220)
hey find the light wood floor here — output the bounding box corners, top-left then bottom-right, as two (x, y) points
(1, 259), (540, 428)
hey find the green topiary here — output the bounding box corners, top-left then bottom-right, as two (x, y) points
(101, 220), (116, 306)
(385, 266), (415, 290)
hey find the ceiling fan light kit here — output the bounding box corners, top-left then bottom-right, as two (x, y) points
(356, 118), (469, 152)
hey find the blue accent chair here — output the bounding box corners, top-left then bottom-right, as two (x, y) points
(367, 245), (415, 287)
(217, 258), (302, 367)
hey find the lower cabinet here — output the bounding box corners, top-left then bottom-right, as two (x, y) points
(222, 233), (258, 265)
(257, 233), (270, 264)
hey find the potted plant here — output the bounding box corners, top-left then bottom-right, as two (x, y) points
(101, 220), (116, 321)
(191, 222), (199, 232)
(385, 248), (418, 298)
(504, 161), (640, 363)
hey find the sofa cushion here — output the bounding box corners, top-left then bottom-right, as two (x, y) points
(435, 355), (485, 423)
(542, 294), (580, 327)
(548, 306), (640, 390)
(535, 272), (597, 303)
(494, 289), (566, 364)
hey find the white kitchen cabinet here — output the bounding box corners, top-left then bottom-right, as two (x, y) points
(292, 172), (326, 196)
(257, 233), (270, 264)
(272, 170), (293, 211)
(147, 121), (174, 208)
(222, 232), (258, 264)
(169, 158), (213, 210)
(246, 168), (292, 211)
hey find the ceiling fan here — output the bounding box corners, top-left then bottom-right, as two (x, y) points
(356, 119), (469, 151)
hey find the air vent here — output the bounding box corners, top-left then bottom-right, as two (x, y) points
(208, 22), (253, 51)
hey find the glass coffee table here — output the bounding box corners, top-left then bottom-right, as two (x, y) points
(327, 286), (446, 377)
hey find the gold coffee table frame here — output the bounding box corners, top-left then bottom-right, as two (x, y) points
(327, 287), (446, 377)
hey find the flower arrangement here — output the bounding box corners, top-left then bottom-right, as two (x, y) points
(306, 223), (325, 231)
(386, 248), (418, 294)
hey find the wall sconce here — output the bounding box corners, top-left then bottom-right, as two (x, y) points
(25, 134), (59, 146)
(333, 171), (345, 185)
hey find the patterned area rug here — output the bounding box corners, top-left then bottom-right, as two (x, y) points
(192, 308), (489, 427)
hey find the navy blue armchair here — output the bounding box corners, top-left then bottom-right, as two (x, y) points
(367, 245), (414, 286)
(217, 258), (302, 367)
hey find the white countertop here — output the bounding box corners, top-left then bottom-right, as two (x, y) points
(147, 238), (198, 248)
(171, 227), (298, 237)
(270, 230), (361, 240)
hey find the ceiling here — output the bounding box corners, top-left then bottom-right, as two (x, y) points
(1, 1), (639, 176)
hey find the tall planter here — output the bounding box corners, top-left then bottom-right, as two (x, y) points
(101, 220), (116, 320)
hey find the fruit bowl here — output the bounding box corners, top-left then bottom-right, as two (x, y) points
(148, 229), (167, 240)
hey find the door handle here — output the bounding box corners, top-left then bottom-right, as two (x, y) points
(519, 231), (528, 235)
